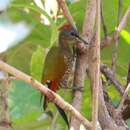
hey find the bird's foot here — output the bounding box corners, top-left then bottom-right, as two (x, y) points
(72, 86), (84, 92)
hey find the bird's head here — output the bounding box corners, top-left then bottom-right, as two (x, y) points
(58, 23), (88, 45)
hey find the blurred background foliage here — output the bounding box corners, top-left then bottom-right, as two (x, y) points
(0, 0), (130, 129)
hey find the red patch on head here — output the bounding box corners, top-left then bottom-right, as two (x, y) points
(59, 23), (72, 31)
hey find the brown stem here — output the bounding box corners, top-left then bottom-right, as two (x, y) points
(101, 1), (108, 37)
(57, 0), (76, 29)
(70, 0), (97, 129)
(112, 0), (123, 74)
(90, 0), (100, 129)
(101, 6), (130, 49)
(98, 80), (127, 130)
(126, 62), (130, 86)
(117, 83), (130, 113)
(100, 64), (124, 95)
(0, 74), (11, 128)
(70, 51), (88, 130)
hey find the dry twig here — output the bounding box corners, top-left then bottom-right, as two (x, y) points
(100, 64), (124, 95)
(101, 1), (108, 37)
(126, 62), (130, 86)
(101, 6), (130, 49)
(117, 83), (130, 113)
(56, 0), (76, 29)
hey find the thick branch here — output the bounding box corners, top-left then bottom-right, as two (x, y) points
(90, 0), (100, 129)
(98, 80), (127, 130)
(70, 0), (97, 129)
(0, 60), (92, 129)
(83, 0), (96, 41)
(111, 0), (123, 75)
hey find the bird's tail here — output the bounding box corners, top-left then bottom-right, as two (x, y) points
(55, 104), (69, 128)
(42, 80), (55, 110)
(42, 80), (69, 127)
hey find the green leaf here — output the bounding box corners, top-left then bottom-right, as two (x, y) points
(11, 2), (58, 47)
(120, 29), (130, 44)
(50, 25), (59, 47)
(9, 81), (41, 120)
(11, 3), (54, 25)
(30, 46), (45, 81)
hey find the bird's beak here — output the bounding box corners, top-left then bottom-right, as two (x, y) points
(71, 30), (88, 44)
(75, 34), (88, 45)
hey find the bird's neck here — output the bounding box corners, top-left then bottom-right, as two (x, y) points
(58, 38), (72, 56)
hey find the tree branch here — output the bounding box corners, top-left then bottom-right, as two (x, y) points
(101, 6), (130, 49)
(126, 62), (130, 86)
(0, 60), (92, 130)
(0, 75), (11, 128)
(101, 1), (108, 37)
(117, 83), (130, 114)
(90, 0), (100, 129)
(111, 0), (123, 75)
(56, 1), (85, 130)
(56, 0), (77, 29)
(70, 0), (97, 129)
(100, 64), (124, 95)
(98, 80), (127, 130)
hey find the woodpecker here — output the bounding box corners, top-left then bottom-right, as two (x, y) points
(41, 23), (85, 127)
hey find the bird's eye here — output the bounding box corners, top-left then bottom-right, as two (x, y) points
(70, 30), (79, 38)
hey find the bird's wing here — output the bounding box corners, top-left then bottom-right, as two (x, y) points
(42, 46), (67, 83)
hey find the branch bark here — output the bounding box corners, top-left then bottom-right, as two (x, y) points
(0, 76), (11, 128)
(56, 1), (86, 129)
(117, 83), (130, 114)
(98, 80), (127, 130)
(0, 60), (92, 130)
(111, 0), (123, 74)
(126, 62), (130, 86)
(56, 0), (77, 29)
(100, 64), (124, 95)
(101, 1), (108, 37)
(70, 0), (97, 129)
(101, 6), (130, 49)
(90, 0), (100, 129)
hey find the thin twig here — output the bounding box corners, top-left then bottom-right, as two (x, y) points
(100, 64), (124, 95)
(116, 6), (130, 32)
(111, 0), (123, 75)
(51, 111), (58, 130)
(101, 6), (130, 49)
(0, 60), (92, 129)
(117, 83), (130, 113)
(126, 62), (130, 86)
(118, 0), (123, 23)
(0, 76), (17, 81)
(101, 1), (108, 37)
(57, 0), (77, 29)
